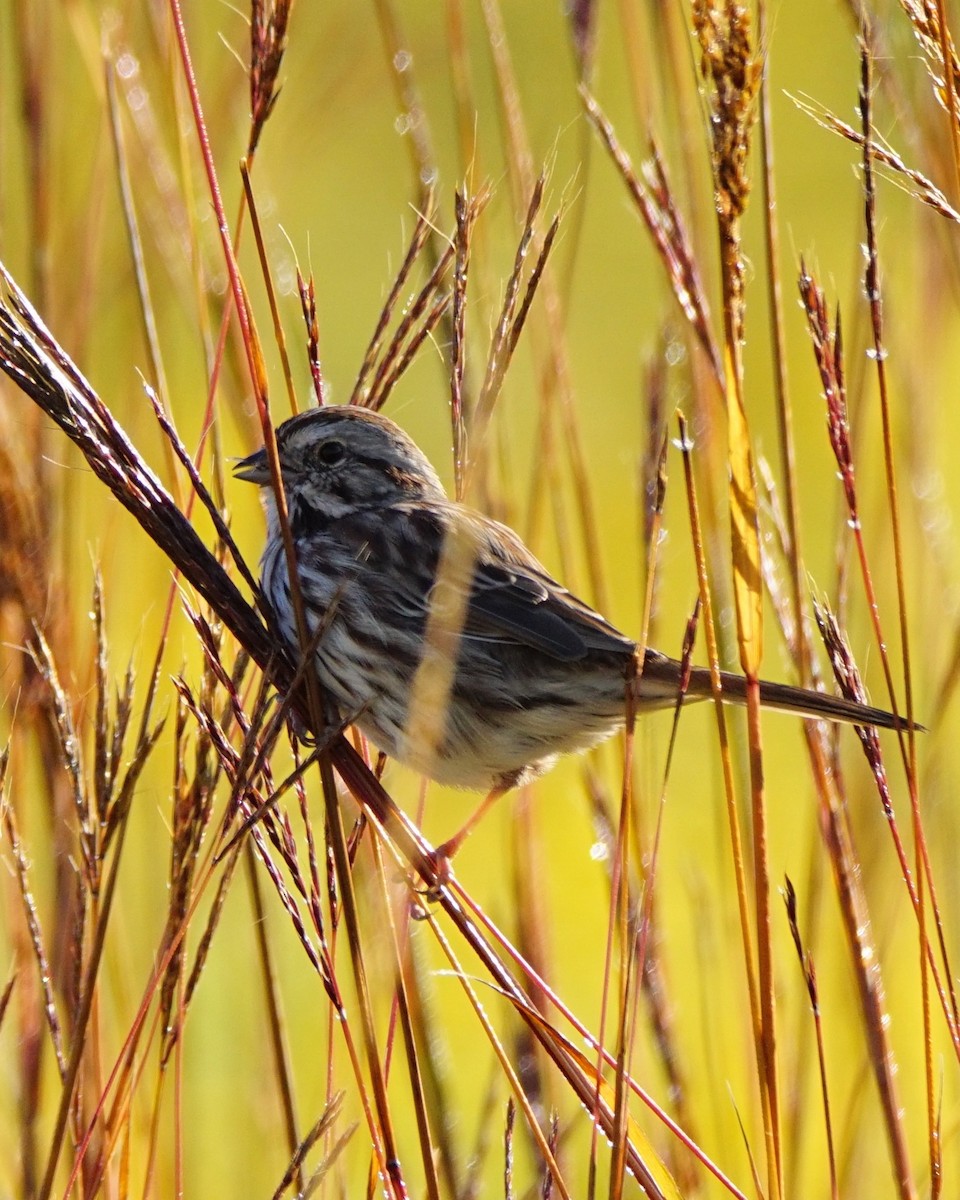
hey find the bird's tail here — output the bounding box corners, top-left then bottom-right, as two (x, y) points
(638, 649), (920, 732)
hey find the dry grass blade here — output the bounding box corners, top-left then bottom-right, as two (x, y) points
(242, 162), (300, 421)
(483, 175), (546, 416)
(104, 50), (178, 502)
(507, 208), (559, 358)
(757, 3), (810, 702)
(489, 990), (690, 1200)
(815, 791), (915, 1195)
(503, 1098), (515, 1200)
(797, 231), (924, 1200)
(798, 256), (912, 747)
(690, 13), (776, 1188)
(676, 408), (759, 1195)
(92, 577), (125, 829)
(370, 290), (452, 415)
(373, 847), (442, 1200)
(401, 934), (467, 1195)
(0, 968), (16, 1034)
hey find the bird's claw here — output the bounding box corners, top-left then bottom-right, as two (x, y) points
(414, 842), (456, 905)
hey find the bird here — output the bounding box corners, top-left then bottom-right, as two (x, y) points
(235, 404), (908, 862)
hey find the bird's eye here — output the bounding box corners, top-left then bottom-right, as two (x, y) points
(316, 439), (345, 467)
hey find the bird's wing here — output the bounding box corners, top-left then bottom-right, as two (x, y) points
(462, 515), (635, 662)
(369, 502), (633, 662)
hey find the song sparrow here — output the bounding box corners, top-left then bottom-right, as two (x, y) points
(236, 405), (904, 854)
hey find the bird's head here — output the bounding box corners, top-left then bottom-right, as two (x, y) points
(234, 405), (447, 521)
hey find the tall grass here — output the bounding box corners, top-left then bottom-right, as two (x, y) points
(0, 1), (956, 1196)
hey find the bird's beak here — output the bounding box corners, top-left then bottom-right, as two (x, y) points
(233, 448), (270, 485)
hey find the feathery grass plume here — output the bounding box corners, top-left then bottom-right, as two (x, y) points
(782, 876), (838, 1200)
(0, 267), (269, 658)
(2, 796), (66, 1077)
(450, 189), (473, 498)
(249, 0), (294, 157)
(813, 599), (888, 790)
(813, 593), (958, 1039)
(15, 600), (165, 1197)
(296, 266), (326, 405)
(790, 94), (960, 222)
(582, 95), (723, 383)
(157, 638), (223, 1059)
(268, 1093), (353, 1200)
(798, 265), (858, 521)
(798, 259), (928, 1189)
(692, 0), (760, 347)
(898, 0), (960, 120)
(350, 190), (471, 415)
(691, 0), (763, 672)
(350, 200), (435, 404)
(473, 173), (562, 440)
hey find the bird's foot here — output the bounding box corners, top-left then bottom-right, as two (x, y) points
(415, 840), (458, 906)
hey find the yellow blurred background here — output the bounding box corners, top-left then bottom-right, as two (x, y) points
(1, 2), (957, 1196)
